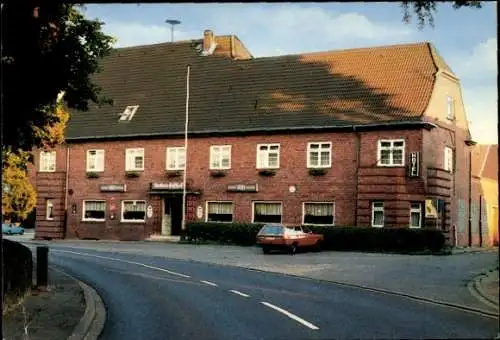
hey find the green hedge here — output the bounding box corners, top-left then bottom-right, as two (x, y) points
(2, 239), (33, 313)
(183, 222), (446, 252)
(183, 222), (264, 246)
(305, 225), (445, 253)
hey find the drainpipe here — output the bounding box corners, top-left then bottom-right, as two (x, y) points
(353, 127), (360, 226)
(468, 147), (472, 247)
(64, 144), (70, 238)
(479, 195), (483, 247)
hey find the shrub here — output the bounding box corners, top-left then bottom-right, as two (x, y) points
(306, 225), (445, 253)
(184, 222), (264, 246)
(2, 239), (33, 314)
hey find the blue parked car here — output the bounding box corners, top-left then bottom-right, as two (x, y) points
(2, 223), (25, 235)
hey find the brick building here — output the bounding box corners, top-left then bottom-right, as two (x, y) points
(29, 30), (486, 245)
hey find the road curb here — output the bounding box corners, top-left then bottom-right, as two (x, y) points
(51, 267), (106, 340)
(467, 269), (499, 311)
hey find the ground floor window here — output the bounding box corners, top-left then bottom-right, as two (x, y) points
(206, 202), (233, 222)
(83, 200), (106, 221)
(46, 199), (54, 220)
(303, 202), (335, 225)
(122, 200), (146, 222)
(410, 202), (422, 228)
(253, 202), (282, 223)
(371, 201), (384, 227)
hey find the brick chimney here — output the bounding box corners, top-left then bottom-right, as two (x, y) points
(203, 30), (215, 51)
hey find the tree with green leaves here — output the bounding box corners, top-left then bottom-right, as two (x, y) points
(2, 4), (115, 153)
(401, 1), (482, 29)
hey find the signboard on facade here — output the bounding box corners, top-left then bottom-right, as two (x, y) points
(408, 152), (420, 177)
(100, 184), (127, 192)
(196, 206), (203, 219)
(425, 199), (438, 218)
(150, 182), (184, 191)
(227, 184), (259, 193)
(147, 205), (153, 218)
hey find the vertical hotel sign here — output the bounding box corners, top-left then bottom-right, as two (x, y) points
(408, 152), (420, 178)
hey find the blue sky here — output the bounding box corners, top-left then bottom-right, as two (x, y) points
(83, 2), (497, 144)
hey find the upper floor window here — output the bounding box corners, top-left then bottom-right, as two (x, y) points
(210, 145), (231, 170)
(444, 146), (454, 173)
(166, 147), (185, 170)
(377, 140), (405, 167)
(307, 142), (332, 168)
(303, 202), (335, 225)
(40, 151), (56, 172)
(125, 148), (144, 171)
(87, 150), (105, 172)
(446, 96), (454, 120)
(257, 144), (280, 169)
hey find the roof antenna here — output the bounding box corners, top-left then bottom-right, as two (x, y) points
(165, 19), (181, 43)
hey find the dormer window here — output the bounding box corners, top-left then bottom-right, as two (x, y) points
(446, 96), (454, 120)
(119, 105), (139, 121)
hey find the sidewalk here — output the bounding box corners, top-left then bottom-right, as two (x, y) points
(470, 269), (499, 311)
(2, 260), (105, 340)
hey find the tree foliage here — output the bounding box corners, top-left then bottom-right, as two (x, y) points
(401, 1), (482, 28)
(2, 150), (37, 222)
(2, 4), (115, 153)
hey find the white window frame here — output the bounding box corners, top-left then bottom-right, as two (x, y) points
(256, 143), (280, 169)
(205, 201), (234, 223)
(446, 96), (454, 120)
(302, 202), (335, 226)
(166, 147), (186, 171)
(39, 151), (56, 172)
(377, 139), (405, 167)
(121, 200), (146, 223)
(125, 148), (145, 171)
(82, 200), (106, 222)
(409, 202), (422, 229)
(46, 199), (54, 220)
(444, 146), (454, 173)
(307, 142), (332, 168)
(86, 149), (105, 172)
(209, 145), (232, 170)
(252, 201), (283, 223)
(371, 201), (384, 228)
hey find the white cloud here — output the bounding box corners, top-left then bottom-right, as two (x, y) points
(103, 22), (190, 47)
(450, 37), (497, 80)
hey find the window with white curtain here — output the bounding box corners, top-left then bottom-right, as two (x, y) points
(83, 200), (106, 221)
(303, 202), (335, 225)
(210, 145), (231, 169)
(409, 202), (422, 228)
(256, 144), (280, 169)
(371, 201), (384, 228)
(166, 147), (186, 170)
(253, 202), (282, 223)
(121, 200), (146, 222)
(40, 151), (56, 172)
(87, 150), (105, 172)
(206, 202), (233, 222)
(46, 199), (54, 220)
(125, 148), (144, 171)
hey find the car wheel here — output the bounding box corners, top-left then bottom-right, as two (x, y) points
(262, 247), (270, 254)
(289, 243), (298, 255)
(314, 240), (323, 252)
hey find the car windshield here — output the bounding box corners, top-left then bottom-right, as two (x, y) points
(259, 225), (284, 235)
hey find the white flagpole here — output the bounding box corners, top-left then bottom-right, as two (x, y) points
(181, 65), (190, 232)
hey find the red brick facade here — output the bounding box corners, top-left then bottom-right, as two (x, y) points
(29, 125), (483, 245)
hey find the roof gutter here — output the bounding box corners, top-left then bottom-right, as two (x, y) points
(66, 120), (437, 142)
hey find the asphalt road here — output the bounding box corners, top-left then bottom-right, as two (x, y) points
(36, 245), (499, 340)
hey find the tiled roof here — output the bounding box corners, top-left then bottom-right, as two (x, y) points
(65, 35), (446, 140)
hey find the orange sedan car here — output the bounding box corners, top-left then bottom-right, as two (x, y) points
(256, 223), (324, 255)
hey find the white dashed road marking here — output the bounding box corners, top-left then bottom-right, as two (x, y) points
(200, 280), (218, 287)
(229, 290), (250, 297)
(52, 249), (191, 278)
(261, 301), (320, 330)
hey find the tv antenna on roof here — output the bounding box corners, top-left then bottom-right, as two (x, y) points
(165, 19), (181, 43)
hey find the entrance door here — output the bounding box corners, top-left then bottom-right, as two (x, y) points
(162, 199), (172, 236)
(170, 197), (183, 236)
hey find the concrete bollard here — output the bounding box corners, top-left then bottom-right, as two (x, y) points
(36, 246), (49, 289)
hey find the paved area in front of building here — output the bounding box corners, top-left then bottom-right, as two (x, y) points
(21, 239), (499, 312)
